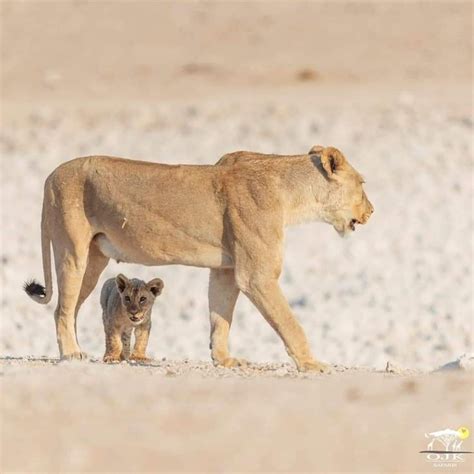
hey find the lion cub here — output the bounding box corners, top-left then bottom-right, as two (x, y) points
(100, 273), (164, 363)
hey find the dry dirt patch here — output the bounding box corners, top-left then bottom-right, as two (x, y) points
(1, 358), (473, 472)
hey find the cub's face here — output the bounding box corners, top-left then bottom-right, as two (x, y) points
(115, 274), (164, 325)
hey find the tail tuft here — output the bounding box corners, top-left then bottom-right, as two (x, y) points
(24, 279), (46, 299)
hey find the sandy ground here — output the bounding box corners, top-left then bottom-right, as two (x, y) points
(1, 1), (473, 472)
(2, 358), (474, 473)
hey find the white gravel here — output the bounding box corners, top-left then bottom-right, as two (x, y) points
(1, 97), (472, 370)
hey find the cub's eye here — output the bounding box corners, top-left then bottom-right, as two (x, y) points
(140, 296), (147, 304)
(124, 296), (131, 302)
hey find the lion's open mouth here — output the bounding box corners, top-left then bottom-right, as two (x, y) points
(349, 219), (358, 231)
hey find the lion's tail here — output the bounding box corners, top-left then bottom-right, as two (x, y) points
(24, 193), (53, 305)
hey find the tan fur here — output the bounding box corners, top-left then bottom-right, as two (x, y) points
(100, 274), (163, 363)
(26, 146), (373, 371)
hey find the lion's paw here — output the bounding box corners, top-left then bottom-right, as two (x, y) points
(298, 360), (332, 374)
(218, 357), (249, 369)
(62, 351), (88, 361)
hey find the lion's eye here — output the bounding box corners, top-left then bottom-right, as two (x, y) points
(124, 296), (131, 302)
(140, 296), (147, 304)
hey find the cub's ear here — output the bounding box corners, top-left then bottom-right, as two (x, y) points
(319, 147), (346, 180)
(115, 274), (129, 293)
(147, 278), (164, 297)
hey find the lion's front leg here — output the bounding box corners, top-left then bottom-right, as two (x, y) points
(238, 274), (330, 373)
(208, 268), (247, 368)
(228, 206), (330, 373)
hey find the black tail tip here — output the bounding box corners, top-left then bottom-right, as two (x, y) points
(24, 279), (46, 298)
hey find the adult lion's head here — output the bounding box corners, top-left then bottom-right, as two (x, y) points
(309, 145), (374, 237)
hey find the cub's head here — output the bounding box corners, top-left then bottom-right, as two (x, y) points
(309, 145), (374, 237)
(115, 274), (164, 325)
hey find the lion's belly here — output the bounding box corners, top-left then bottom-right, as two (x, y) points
(84, 158), (233, 268)
(94, 233), (233, 269)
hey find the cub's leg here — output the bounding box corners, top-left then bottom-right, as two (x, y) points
(208, 268), (246, 368)
(130, 320), (152, 362)
(120, 329), (132, 360)
(103, 326), (123, 363)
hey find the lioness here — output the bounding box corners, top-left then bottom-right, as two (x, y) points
(24, 145), (373, 372)
(101, 273), (163, 363)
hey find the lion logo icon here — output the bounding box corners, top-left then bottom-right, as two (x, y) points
(425, 427), (470, 452)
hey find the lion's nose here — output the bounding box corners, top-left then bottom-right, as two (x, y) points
(129, 307), (139, 315)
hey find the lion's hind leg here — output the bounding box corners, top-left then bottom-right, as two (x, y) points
(208, 269), (247, 368)
(74, 239), (110, 345)
(53, 240), (89, 359)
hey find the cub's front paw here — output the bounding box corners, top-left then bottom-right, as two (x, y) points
(298, 360), (332, 374)
(103, 354), (121, 363)
(129, 354), (152, 363)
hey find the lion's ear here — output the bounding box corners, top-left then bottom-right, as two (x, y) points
(319, 147), (346, 180)
(115, 274), (129, 293)
(147, 278), (164, 297)
(308, 145), (324, 155)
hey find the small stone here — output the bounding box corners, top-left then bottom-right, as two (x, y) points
(436, 353), (474, 372)
(385, 361), (404, 374)
(273, 367), (288, 377)
(458, 353), (474, 370)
